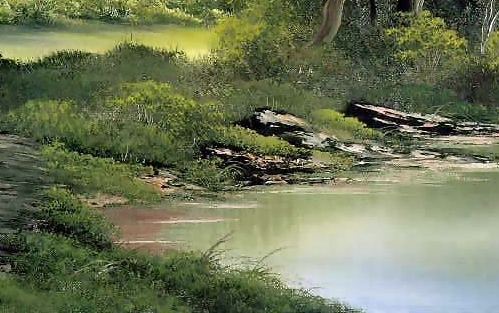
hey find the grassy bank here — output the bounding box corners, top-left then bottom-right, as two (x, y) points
(2, 2), (499, 310)
(0, 39), (373, 310)
(0, 168), (360, 313)
(0, 42), (373, 190)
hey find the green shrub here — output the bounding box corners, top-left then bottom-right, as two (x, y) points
(183, 158), (238, 190)
(356, 82), (498, 122)
(116, 250), (360, 313)
(449, 42), (499, 108)
(41, 143), (160, 202)
(215, 9), (295, 80)
(2, 229), (359, 313)
(101, 81), (223, 142)
(309, 109), (378, 140)
(30, 187), (117, 250)
(217, 125), (305, 157)
(215, 15), (264, 77)
(385, 11), (468, 84)
(0, 2), (14, 23)
(219, 80), (344, 122)
(0, 232), (192, 312)
(3, 81), (225, 165)
(4, 99), (88, 144)
(5, 0), (59, 25)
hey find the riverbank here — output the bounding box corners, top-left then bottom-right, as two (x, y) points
(2, 13), (499, 310)
(0, 135), (362, 313)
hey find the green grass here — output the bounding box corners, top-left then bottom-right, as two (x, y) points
(309, 109), (379, 141)
(40, 143), (160, 202)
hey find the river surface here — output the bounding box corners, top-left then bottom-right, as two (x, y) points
(162, 169), (499, 313)
(0, 22), (216, 60)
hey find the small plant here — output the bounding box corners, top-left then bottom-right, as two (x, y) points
(309, 109), (378, 140)
(184, 158), (236, 191)
(216, 125), (304, 158)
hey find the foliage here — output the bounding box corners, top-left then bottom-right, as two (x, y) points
(217, 125), (305, 157)
(32, 187), (117, 250)
(1, 233), (192, 312)
(2, 81), (225, 165)
(309, 109), (379, 140)
(311, 150), (355, 171)
(385, 11), (468, 83)
(356, 81), (497, 121)
(40, 143), (160, 202)
(219, 79), (345, 122)
(445, 56), (499, 111)
(0, 43), (186, 111)
(215, 2), (298, 80)
(485, 31), (499, 68)
(0, 0), (209, 25)
(183, 157), (240, 191)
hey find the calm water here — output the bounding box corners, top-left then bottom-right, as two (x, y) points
(0, 22), (216, 60)
(162, 170), (499, 313)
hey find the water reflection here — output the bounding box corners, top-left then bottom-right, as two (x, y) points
(163, 171), (499, 313)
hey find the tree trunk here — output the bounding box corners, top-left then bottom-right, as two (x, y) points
(396, 0), (413, 12)
(311, 0), (347, 45)
(369, 0), (377, 25)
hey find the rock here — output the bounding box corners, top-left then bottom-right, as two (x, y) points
(237, 108), (397, 159)
(238, 108), (335, 149)
(0, 263), (11, 273)
(345, 102), (455, 135)
(345, 102), (499, 136)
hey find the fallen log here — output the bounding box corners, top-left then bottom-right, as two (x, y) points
(345, 102), (499, 136)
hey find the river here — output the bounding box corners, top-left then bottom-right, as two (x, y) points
(161, 169), (499, 313)
(0, 22), (216, 60)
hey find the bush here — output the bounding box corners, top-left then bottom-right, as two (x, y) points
(5, 0), (60, 25)
(32, 187), (117, 250)
(355, 82), (498, 122)
(41, 143), (160, 202)
(183, 158), (238, 190)
(0, 43), (186, 111)
(215, 5), (296, 80)
(309, 109), (378, 140)
(216, 125), (305, 157)
(3, 81), (225, 165)
(0, 233), (192, 312)
(385, 11), (468, 84)
(0, 0), (206, 25)
(219, 79), (344, 122)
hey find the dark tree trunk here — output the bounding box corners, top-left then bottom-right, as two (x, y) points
(396, 0), (413, 12)
(369, 0), (377, 25)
